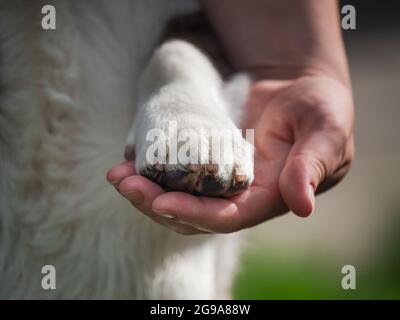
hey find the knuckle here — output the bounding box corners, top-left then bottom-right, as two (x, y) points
(294, 153), (327, 182)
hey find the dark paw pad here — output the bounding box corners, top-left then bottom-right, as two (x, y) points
(140, 163), (250, 198)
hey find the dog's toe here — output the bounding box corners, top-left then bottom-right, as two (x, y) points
(140, 162), (251, 197)
(160, 169), (195, 192)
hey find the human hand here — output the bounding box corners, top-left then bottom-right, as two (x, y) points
(106, 74), (354, 234)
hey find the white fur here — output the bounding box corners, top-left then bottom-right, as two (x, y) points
(0, 0), (249, 299)
(129, 40), (254, 182)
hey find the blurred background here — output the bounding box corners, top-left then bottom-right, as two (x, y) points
(234, 1), (400, 299)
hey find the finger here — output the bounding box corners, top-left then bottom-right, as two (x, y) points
(151, 184), (285, 233)
(152, 192), (236, 233)
(118, 175), (164, 212)
(279, 129), (349, 217)
(164, 220), (212, 235)
(144, 211), (210, 235)
(116, 175), (208, 234)
(317, 136), (354, 194)
(107, 162), (208, 234)
(317, 160), (351, 194)
(106, 161), (136, 187)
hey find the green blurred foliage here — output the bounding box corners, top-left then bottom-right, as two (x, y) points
(234, 205), (400, 300)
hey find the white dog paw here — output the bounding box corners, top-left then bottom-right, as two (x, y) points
(131, 118), (254, 197)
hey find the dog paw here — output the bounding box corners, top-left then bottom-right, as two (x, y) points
(132, 125), (254, 197)
(140, 161), (252, 197)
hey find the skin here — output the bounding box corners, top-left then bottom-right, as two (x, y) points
(106, 0), (354, 234)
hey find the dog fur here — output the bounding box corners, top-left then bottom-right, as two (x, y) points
(0, 0), (251, 299)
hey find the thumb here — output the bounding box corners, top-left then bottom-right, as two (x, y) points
(279, 130), (345, 217)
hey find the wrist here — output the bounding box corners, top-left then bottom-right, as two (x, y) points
(246, 59), (351, 89)
(203, 0), (351, 87)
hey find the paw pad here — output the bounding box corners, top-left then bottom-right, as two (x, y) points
(140, 163), (251, 197)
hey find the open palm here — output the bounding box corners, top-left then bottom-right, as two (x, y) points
(107, 75), (354, 234)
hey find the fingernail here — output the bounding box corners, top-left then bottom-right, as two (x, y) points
(175, 220), (214, 233)
(153, 209), (175, 219)
(188, 224), (213, 233)
(123, 191), (144, 205)
(109, 180), (120, 187)
(308, 185), (315, 213)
